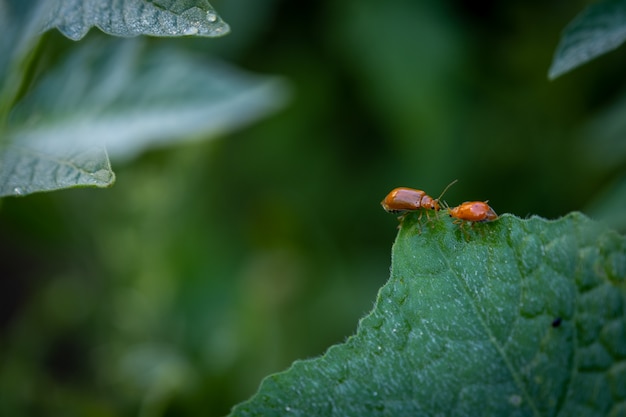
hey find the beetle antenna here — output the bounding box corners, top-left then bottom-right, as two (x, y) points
(436, 179), (458, 202)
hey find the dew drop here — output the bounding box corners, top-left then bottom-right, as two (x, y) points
(13, 187), (23, 196)
(206, 10), (217, 22)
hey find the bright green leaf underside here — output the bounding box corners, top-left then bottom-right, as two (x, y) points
(549, 0), (626, 79)
(230, 212), (626, 417)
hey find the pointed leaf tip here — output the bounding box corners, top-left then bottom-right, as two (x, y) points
(549, 0), (626, 79)
(0, 144), (115, 197)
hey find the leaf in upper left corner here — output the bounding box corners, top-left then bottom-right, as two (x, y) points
(41, 0), (230, 40)
(0, 144), (115, 196)
(1, 37), (289, 197)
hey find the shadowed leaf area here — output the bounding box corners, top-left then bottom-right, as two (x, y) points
(231, 212), (626, 417)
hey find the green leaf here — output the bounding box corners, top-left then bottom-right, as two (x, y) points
(41, 0), (230, 40)
(0, 144), (114, 196)
(230, 213), (626, 416)
(1, 37), (288, 196)
(549, 0), (626, 79)
(0, 1), (51, 119)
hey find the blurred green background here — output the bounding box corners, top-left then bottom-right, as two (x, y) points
(2, 0), (626, 416)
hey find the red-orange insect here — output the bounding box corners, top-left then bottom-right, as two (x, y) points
(448, 201), (498, 223)
(381, 188), (440, 213)
(381, 181), (457, 230)
(381, 180), (457, 215)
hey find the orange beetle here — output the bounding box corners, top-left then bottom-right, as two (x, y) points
(448, 201), (498, 223)
(381, 180), (457, 214)
(381, 187), (440, 213)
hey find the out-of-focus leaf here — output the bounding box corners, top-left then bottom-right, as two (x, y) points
(0, 144), (114, 196)
(0, 4), (117, 197)
(0, 1), (53, 119)
(1, 37), (289, 196)
(230, 213), (626, 416)
(42, 0), (230, 40)
(549, 0), (626, 79)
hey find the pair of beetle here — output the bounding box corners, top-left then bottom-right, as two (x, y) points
(381, 180), (498, 225)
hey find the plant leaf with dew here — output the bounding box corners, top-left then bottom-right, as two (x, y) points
(230, 212), (626, 417)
